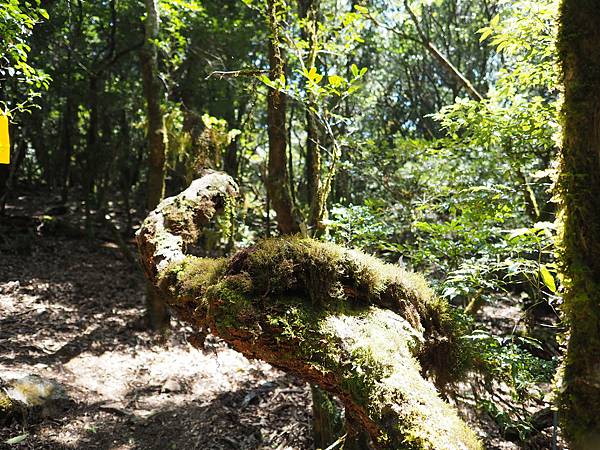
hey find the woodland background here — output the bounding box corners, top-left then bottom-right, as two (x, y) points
(0, 0), (564, 449)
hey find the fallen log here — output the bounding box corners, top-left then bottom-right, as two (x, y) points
(136, 170), (481, 450)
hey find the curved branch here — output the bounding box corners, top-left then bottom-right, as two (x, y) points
(136, 171), (481, 450)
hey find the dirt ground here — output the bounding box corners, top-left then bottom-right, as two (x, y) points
(0, 223), (313, 449)
(0, 195), (561, 450)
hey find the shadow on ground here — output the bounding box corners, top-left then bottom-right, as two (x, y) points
(0, 219), (312, 450)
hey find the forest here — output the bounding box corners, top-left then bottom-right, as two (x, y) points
(1, 0), (599, 449)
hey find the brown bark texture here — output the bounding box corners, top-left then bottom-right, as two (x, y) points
(556, 1), (600, 448)
(140, 0), (169, 330)
(266, 0), (300, 234)
(140, 0), (167, 212)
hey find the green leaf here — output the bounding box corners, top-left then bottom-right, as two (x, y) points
(351, 63), (359, 77)
(490, 14), (500, 27)
(478, 27), (492, 42)
(258, 74), (271, 85)
(539, 265), (556, 293)
(328, 74), (345, 87)
(5, 434), (29, 445)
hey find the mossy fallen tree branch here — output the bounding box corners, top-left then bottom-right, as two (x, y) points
(136, 171), (481, 450)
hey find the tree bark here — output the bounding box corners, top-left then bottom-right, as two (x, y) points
(266, 0), (300, 234)
(140, 0), (169, 331)
(141, 0), (167, 212)
(298, 0), (327, 236)
(136, 171), (482, 450)
(59, 96), (75, 203)
(556, 1), (600, 448)
(297, 1), (348, 446)
(83, 75), (100, 237)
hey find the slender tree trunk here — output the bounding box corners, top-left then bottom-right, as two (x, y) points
(266, 0), (300, 234)
(140, 0), (169, 331)
(403, 0), (483, 102)
(60, 97), (75, 203)
(84, 75), (100, 237)
(0, 138), (26, 216)
(141, 0), (167, 211)
(297, 0), (343, 238)
(311, 384), (344, 449)
(223, 92), (246, 179)
(299, 0), (327, 236)
(557, 1), (600, 448)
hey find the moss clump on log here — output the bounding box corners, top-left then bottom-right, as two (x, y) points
(137, 171), (481, 450)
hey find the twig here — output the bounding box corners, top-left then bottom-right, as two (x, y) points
(205, 69), (269, 80)
(324, 433), (347, 450)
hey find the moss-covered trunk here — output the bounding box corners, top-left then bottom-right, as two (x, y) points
(266, 0), (300, 235)
(557, 1), (600, 447)
(136, 171), (481, 450)
(140, 0), (169, 331)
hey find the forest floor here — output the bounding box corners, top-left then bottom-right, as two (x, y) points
(0, 192), (559, 450)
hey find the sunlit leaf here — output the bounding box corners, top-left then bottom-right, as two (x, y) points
(539, 265), (557, 293)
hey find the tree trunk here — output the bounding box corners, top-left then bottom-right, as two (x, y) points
(0, 138), (26, 216)
(310, 384), (344, 449)
(403, 0), (483, 102)
(266, 0), (300, 234)
(141, 0), (167, 211)
(140, 0), (169, 331)
(83, 75), (100, 237)
(298, 0), (327, 237)
(136, 171), (482, 450)
(556, 1), (600, 448)
(59, 96), (75, 203)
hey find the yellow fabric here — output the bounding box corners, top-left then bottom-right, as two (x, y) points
(0, 114), (9, 164)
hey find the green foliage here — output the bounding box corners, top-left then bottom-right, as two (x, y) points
(326, 201), (395, 256)
(0, 0), (50, 114)
(467, 329), (557, 397)
(322, 1), (560, 443)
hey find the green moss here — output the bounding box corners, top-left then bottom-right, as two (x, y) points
(156, 236), (479, 448)
(238, 237), (434, 317)
(320, 308), (481, 450)
(159, 256), (227, 306)
(206, 273), (261, 333)
(215, 194), (236, 240)
(161, 237), (467, 386)
(556, 1), (600, 445)
(224, 237), (466, 382)
(207, 273), (253, 305)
